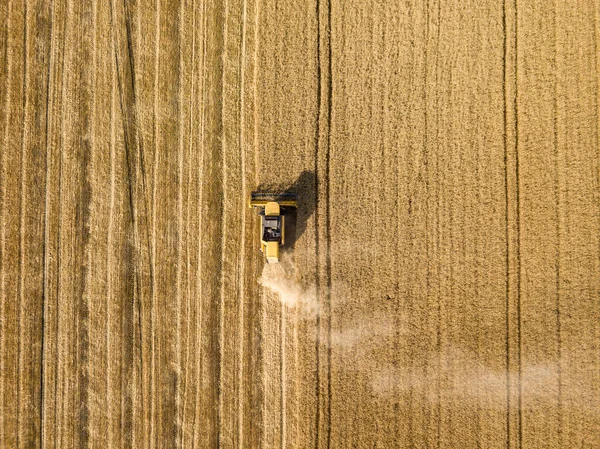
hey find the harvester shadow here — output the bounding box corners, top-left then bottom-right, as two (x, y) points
(255, 170), (316, 253)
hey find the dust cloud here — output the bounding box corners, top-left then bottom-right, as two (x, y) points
(371, 347), (600, 415)
(258, 252), (318, 317)
(259, 254), (399, 351)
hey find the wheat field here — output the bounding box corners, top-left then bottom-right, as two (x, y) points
(1, 0), (599, 447)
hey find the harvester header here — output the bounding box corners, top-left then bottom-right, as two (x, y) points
(249, 192), (298, 208)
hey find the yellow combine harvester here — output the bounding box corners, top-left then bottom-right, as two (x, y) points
(249, 192), (297, 263)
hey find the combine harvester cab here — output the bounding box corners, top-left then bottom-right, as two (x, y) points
(249, 192), (297, 263)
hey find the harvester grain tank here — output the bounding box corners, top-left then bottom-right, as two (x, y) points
(249, 192), (297, 263)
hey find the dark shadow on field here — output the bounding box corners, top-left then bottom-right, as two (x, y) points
(255, 170), (316, 252)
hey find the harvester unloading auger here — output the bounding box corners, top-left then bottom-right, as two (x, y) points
(249, 192), (297, 263)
